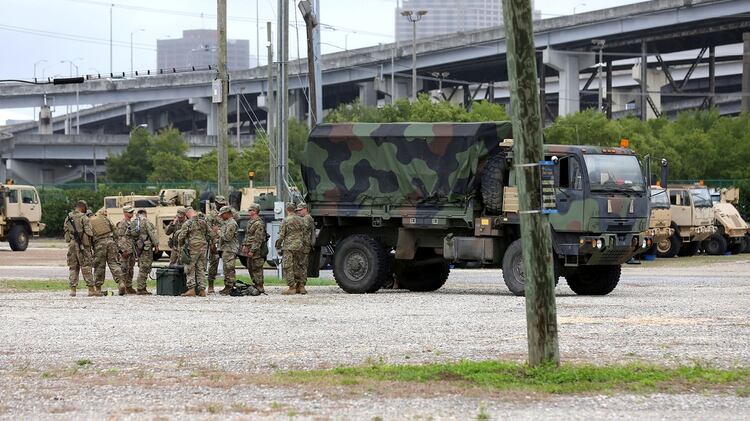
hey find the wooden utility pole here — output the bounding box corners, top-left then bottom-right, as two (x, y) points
(267, 21), (276, 187)
(502, 0), (560, 366)
(299, 1), (319, 125)
(217, 0), (230, 196)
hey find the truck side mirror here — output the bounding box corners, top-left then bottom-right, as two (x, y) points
(551, 156), (559, 164)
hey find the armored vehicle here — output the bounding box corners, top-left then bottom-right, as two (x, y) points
(0, 183), (45, 251)
(102, 189), (196, 259)
(301, 122), (650, 296)
(657, 185), (716, 257)
(647, 186), (675, 255)
(703, 187), (749, 255)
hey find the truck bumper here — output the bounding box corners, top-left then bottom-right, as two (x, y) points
(645, 227), (674, 244)
(573, 233), (648, 266)
(685, 225), (716, 242)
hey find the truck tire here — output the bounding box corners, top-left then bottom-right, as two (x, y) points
(8, 225), (29, 251)
(702, 233), (727, 256)
(678, 241), (700, 257)
(502, 239), (526, 296)
(394, 254), (450, 292)
(333, 234), (390, 294)
(656, 233), (681, 258)
(565, 265), (621, 296)
(481, 154), (506, 213)
(729, 238), (745, 255)
(744, 234), (750, 253)
(199, 191), (216, 214)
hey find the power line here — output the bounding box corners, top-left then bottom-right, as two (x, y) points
(0, 24), (155, 51)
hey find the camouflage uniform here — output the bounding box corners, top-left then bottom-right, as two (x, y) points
(116, 219), (136, 290)
(218, 213), (239, 289)
(178, 213), (210, 292)
(90, 213), (126, 289)
(165, 217), (184, 266)
(64, 210), (94, 289)
(242, 215), (266, 291)
(129, 215), (158, 291)
(206, 205), (223, 289)
(275, 213), (306, 289)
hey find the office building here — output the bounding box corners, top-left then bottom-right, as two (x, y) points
(157, 29), (252, 71)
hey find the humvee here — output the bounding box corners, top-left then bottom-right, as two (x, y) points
(657, 185), (716, 257)
(0, 183), (45, 251)
(703, 187), (749, 255)
(647, 186), (675, 255)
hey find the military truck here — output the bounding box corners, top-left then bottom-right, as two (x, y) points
(301, 122), (650, 296)
(101, 189), (196, 259)
(647, 186), (675, 255)
(0, 183), (45, 251)
(656, 185), (716, 257)
(703, 187), (749, 255)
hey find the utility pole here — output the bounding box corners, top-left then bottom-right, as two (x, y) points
(502, 0), (560, 367)
(236, 90), (241, 150)
(298, 1), (319, 125)
(267, 22), (275, 187)
(592, 39), (605, 113)
(276, 0), (289, 201)
(109, 4), (113, 74)
(312, 0), (322, 123)
(401, 10), (426, 101)
(217, 0), (230, 196)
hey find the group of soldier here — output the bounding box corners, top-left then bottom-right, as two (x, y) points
(63, 195), (315, 297)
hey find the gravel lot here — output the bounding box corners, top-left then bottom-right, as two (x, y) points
(0, 245), (749, 419)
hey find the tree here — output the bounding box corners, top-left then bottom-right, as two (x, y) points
(148, 152), (194, 182)
(106, 127), (153, 182)
(106, 127), (189, 182)
(325, 95), (509, 123)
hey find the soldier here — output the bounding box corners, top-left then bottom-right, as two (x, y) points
(178, 207), (210, 297)
(90, 208), (126, 295)
(116, 205), (137, 295)
(206, 195), (228, 294)
(296, 202), (314, 294)
(241, 203), (267, 293)
(166, 208), (187, 266)
(216, 206), (239, 295)
(275, 203), (306, 295)
(129, 209), (158, 295)
(63, 200), (96, 297)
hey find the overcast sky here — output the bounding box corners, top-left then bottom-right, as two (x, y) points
(0, 0), (645, 122)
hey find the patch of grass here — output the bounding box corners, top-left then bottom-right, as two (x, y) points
(75, 359), (93, 367)
(641, 254), (748, 268)
(279, 360), (749, 395)
(477, 405), (490, 420)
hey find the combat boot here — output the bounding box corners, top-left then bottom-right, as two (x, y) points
(136, 288), (152, 295)
(198, 288), (207, 297)
(282, 286), (297, 295)
(254, 283), (265, 294)
(207, 280), (215, 294)
(118, 282), (126, 296)
(88, 286), (102, 297)
(94, 285), (102, 294)
(296, 283), (308, 295)
(69, 287), (77, 297)
(181, 288), (196, 297)
(218, 285), (232, 295)
(126, 286), (137, 295)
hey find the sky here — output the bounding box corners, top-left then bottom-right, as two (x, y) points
(0, 0), (645, 122)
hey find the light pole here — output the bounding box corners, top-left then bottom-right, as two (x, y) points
(130, 29), (145, 75)
(61, 58), (82, 134)
(431, 71), (450, 99)
(592, 39), (605, 113)
(573, 3), (586, 14)
(401, 9), (427, 102)
(33, 59), (47, 119)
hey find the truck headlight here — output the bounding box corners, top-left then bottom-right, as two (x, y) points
(596, 239), (603, 249)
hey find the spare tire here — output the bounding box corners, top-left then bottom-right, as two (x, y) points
(481, 154), (506, 213)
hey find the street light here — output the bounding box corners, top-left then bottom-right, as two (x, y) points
(573, 3), (586, 14)
(592, 39), (606, 113)
(401, 9), (427, 101)
(61, 58), (83, 134)
(32, 59), (47, 119)
(131, 29), (146, 75)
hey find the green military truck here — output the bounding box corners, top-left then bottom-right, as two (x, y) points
(301, 122), (650, 296)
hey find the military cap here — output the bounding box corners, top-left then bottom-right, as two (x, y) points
(296, 202), (308, 211)
(219, 205), (233, 214)
(285, 202), (297, 211)
(248, 203), (260, 212)
(76, 200), (88, 208)
(176, 208), (186, 216)
(214, 195), (227, 205)
(122, 204), (135, 213)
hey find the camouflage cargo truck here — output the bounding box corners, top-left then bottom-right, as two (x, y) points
(657, 185), (716, 257)
(647, 186), (675, 255)
(301, 122), (650, 296)
(0, 183), (45, 251)
(703, 187), (749, 255)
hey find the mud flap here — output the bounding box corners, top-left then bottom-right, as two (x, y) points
(308, 247), (321, 278)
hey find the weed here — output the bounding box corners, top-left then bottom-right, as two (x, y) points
(206, 403), (221, 414)
(75, 359), (93, 367)
(271, 401), (282, 410)
(477, 405), (490, 420)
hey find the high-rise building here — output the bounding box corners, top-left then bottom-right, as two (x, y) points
(157, 29), (253, 71)
(395, 0), (540, 43)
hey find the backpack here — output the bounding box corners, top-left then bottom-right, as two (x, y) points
(229, 280), (261, 297)
(259, 233), (270, 257)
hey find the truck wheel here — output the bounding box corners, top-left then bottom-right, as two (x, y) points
(333, 234), (390, 294)
(729, 238), (745, 255)
(656, 234), (681, 258)
(565, 265), (621, 296)
(744, 234), (750, 253)
(502, 239), (526, 296)
(8, 225), (29, 251)
(394, 254), (450, 292)
(702, 234), (727, 255)
(481, 154), (506, 213)
(678, 241), (700, 257)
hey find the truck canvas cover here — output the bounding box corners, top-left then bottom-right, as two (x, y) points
(301, 122), (512, 206)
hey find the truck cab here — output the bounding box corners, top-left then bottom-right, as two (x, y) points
(0, 184), (45, 251)
(657, 185), (716, 257)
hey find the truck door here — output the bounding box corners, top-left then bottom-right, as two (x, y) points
(550, 155), (584, 227)
(5, 188), (20, 218)
(18, 188), (42, 223)
(670, 189), (691, 228)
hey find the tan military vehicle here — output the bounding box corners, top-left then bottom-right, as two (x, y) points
(0, 183), (45, 251)
(101, 189), (196, 259)
(657, 184), (716, 257)
(703, 187), (749, 255)
(647, 186), (674, 255)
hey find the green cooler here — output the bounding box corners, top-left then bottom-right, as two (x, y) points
(156, 266), (188, 296)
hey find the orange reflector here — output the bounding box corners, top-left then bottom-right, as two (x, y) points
(619, 138), (629, 148)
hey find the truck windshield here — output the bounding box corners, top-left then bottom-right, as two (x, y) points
(690, 188), (713, 208)
(649, 187), (670, 208)
(583, 155), (645, 192)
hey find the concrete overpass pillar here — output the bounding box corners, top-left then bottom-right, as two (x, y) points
(289, 89), (307, 122)
(742, 32), (750, 114)
(358, 81), (377, 107)
(632, 65), (667, 120)
(190, 97), (217, 135)
(38, 105), (52, 135)
(543, 49), (594, 116)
